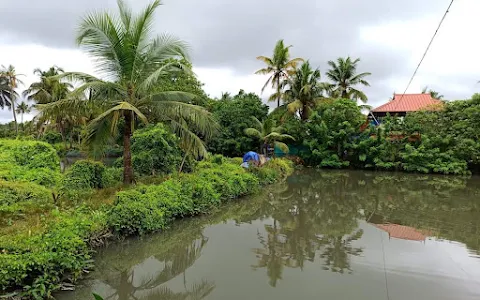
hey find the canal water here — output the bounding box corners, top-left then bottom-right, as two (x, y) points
(58, 170), (480, 300)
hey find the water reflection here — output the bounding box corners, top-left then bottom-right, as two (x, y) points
(59, 170), (480, 299)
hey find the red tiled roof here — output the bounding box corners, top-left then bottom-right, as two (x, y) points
(372, 93), (443, 113)
(374, 223), (430, 241)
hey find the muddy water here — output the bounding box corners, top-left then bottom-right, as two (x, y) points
(58, 170), (480, 300)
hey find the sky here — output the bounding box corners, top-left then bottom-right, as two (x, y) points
(0, 0), (479, 123)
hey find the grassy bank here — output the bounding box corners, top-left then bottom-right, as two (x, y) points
(0, 140), (293, 299)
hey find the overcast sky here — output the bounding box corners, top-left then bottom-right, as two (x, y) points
(0, 0), (478, 123)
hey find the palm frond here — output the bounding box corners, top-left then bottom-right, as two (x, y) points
(152, 99), (219, 141)
(244, 128), (263, 139)
(168, 118), (208, 159)
(287, 99), (303, 113)
(274, 141), (290, 154)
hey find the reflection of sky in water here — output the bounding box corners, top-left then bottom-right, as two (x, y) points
(57, 170), (480, 300)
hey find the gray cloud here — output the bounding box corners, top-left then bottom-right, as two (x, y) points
(0, 0), (463, 122)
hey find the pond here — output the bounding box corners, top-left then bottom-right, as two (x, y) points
(57, 170), (480, 300)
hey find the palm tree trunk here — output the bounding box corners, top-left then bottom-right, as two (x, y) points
(123, 112), (134, 184)
(277, 78), (281, 108)
(10, 90), (18, 135)
(300, 108), (308, 121)
(179, 145), (192, 173)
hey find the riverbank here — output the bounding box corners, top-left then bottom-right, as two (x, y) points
(56, 169), (480, 300)
(0, 140), (293, 299)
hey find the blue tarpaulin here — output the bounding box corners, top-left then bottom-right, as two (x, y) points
(243, 151), (260, 163)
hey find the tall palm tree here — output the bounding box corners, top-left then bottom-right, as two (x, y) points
(284, 61), (325, 121)
(0, 76), (14, 109)
(244, 117), (294, 155)
(15, 101), (31, 124)
(256, 40), (303, 107)
(0, 65), (24, 135)
(49, 0), (217, 184)
(24, 66), (72, 104)
(325, 57), (371, 103)
(422, 86), (444, 100)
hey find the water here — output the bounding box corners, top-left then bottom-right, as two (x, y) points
(57, 170), (480, 300)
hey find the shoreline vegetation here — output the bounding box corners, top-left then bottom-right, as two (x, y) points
(0, 139), (294, 298)
(1, 0), (480, 298)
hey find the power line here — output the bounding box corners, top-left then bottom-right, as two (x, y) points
(398, 0), (455, 101)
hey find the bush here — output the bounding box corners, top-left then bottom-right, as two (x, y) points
(0, 210), (107, 299)
(41, 131), (63, 145)
(62, 160), (120, 191)
(107, 157), (290, 236)
(108, 190), (169, 236)
(0, 181), (52, 221)
(0, 140), (61, 189)
(131, 124), (183, 176)
(12, 141), (59, 171)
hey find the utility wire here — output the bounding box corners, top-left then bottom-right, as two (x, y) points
(398, 0), (455, 101)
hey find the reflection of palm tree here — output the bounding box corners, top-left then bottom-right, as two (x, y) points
(252, 170), (365, 285)
(319, 230), (363, 274)
(252, 221), (289, 287)
(142, 280), (215, 300)
(99, 237), (208, 300)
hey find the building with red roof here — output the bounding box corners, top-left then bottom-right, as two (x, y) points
(371, 93), (443, 118)
(373, 223), (431, 242)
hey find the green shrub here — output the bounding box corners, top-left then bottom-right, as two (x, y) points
(102, 167), (123, 188)
(12, 142), (59, 171)
(131, 123), (183, 176)
(0, 140), (61, 188)
(180, 174), (221, 213)
(41, 131), (63, 145)
(0, 181), (52, 221)
(62, 160), (120, 191)
(108, 190), (169, 235)
(0, 210), (107, 299)
(107, 157), (288, 236)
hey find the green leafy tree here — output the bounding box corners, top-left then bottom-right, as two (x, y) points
(208, 90), (269, 157)
(48, 0), (217, 184)
(256, 39), (303, 107)
(156, 58), (209, 107)
(244, 117), (295, 155)
(303, 99), (365, 168)
(325, 57), (371, 103)
(0, 65), (24, 135)
(284, 61), (325, 120)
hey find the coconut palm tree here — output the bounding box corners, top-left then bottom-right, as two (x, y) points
(0, 76), (14, 109)
(245, 117), (294, 155)
(422, 86), (444, 100)
(0, 65), (24, 135)
(15, 101), (31, 124)
(284, 61), (325, 121)
(48, 0), (217, 184)
(256, 40), (304, 107)
(325, 57), (371, 103)
(24, 66), (72, 104)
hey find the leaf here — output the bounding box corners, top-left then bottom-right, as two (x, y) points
(92, 293), (104, 300)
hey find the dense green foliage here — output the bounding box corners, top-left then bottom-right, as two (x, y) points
(283, 95), (480, 175)
(0, 210), (108, 299)
(130, 124), (183, 176)
(108, 157), (292, 235)
(0, 140), (61, 187)
(0, 181), (52, 222)
(208, 91), (269, 156)
(0, 156), (292, 297)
